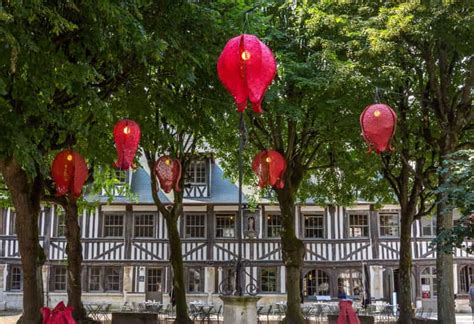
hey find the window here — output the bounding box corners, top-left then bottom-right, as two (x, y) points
(56, 207), (66, 237)
(89, 267), (102, 291)
(379, 213), (400, 237)
(105, 267), (122, 292)
(303, 214), (324, 238)
(303, 269), (330, 296)
(88, 266), (122, 292)
(459, 265), (473, 294)
(422, 217), (436, 237)
(185, 161), (207, 185)
(9, 211), (16, 235)
(185, 213), (206, 238)
(9, 265), (22, 291)
(0, 208), (6, 235)
(134, 213), (155, 238)
(187, 268), (202, 292)
(421, 266), (437, 298)
(266, 213), (281, 238)
(338, 270), (363, 297)
(348, 213), (369, 238)
(216, 214), (235, 238)
(101, 170), (129, 196)
(103, 214), (124, 237)
(147, 268), (162, 292)
(51, 267), (67, 291)
(260, 267), (278, 292)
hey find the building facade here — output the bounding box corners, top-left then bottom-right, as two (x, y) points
(0, 158), (472, 311)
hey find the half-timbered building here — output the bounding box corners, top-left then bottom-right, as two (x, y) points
(0, 156), (472, 312)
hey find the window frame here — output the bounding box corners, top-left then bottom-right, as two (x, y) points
(215, 213), (236, 239)
(186, 267), (203, 293)
(420, 266), (437, 298)
(87, 266), (123, 293)
(259, 267), (278, 293)
(421, 217), (436, 237)
(265, 213), (282, 238)
(185, 160), (207, 185)
(378, 212), (400, 237)
(55, 206), (67, 237)
(9, 265), (23, 291)
(184, 213), (206, 239)
(51, 266), (67, 292)
(302, 213), (325, 239)
(337, 270), (363, 297)
(347, 213), (369, 238)
(133, 213), (156, 238)
(102, 213), (125, 238)
(303, 269), (330, 297)
(458, 265), (473, 294)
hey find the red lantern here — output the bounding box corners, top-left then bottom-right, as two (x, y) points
(113, 119), (141, 170)
(217, 34), (277, 113)
(41, 301), (75, 324)
(154, 156), (182, 193)
(360, 103), (397, 153)
(252, 150), (286, 189)
(51, 150), (88, 198)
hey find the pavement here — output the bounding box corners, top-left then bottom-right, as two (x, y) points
(1, 311), (473, 324)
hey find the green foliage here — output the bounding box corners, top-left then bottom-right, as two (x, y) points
(434, 150), (474, 253)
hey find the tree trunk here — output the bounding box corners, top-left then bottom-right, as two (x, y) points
(277, 188), (305, 324)
(166, 214), (193, 324)
(64, 199), (87, 321)
(0, 159), (44, 324)
(436, 167), (455, 324)
(398, 208), (414, 324)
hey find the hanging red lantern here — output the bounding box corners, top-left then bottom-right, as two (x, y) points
(154, 156), (182, 193)
(252, 150), (286, 189)
(113, 119), (141, 170)
(217, 34), (277, 113)
(51, 150), (88, 198)
(360, 103), (397, 153)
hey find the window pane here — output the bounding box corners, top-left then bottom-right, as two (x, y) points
(304, 214), (324, 238)
(54, 267), (67, 291)
(104, 214), (124, 237)
(89, 267), (101, 291)
(216, 214), (235, 238)
(188, 268), (202, 292)
(349, 214), (369, 238)
(185, 214), (206, 238)
(56, 207), (66, 237)
(266, 214), (281, 238)
(105, 267), (121, 292)
(134, 214), (155, 238)
(185, 161), (207, 185)
(260, 267), (277, 292)
(379, 213), (399, 237)
(10, 266), (22, 291)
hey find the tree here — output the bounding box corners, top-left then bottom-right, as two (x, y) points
(0, 2), (155, 322)
(348, 4), (473, 323)
(210, 3), (391, 322)
(110, 1), (230, 322)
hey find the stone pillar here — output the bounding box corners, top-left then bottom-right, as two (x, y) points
(123, 266), (133, 303)
(219, 295), (260, 324)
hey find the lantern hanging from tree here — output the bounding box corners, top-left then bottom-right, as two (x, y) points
(360, 103), (397, 153)
(252, 150), (286, 189)
(113, 119), (141, 170)
(51, 150), (88, 198)
(154, 156), (182, 193)
(217, 34), (277, 113)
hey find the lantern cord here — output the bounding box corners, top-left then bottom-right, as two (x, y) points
(374, 87), (381, 104)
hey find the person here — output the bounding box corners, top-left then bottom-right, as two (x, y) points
(469, 282), (474, 317)
(338, 286), (347, 299)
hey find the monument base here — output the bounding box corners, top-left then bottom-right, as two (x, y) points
(219, 295), (261, 324)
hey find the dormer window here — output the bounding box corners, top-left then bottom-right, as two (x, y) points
(184, 160), (209, 198)
(101, 169), (130, 197)
(185, 161), (207, 185)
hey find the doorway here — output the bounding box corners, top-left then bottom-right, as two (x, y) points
(145, 268), (163, 302)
